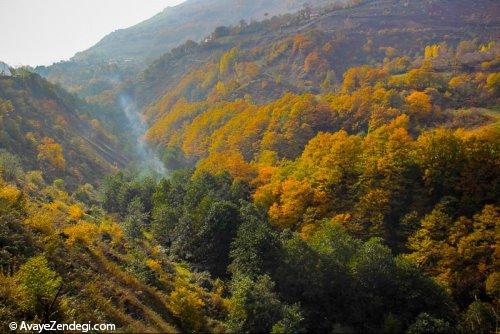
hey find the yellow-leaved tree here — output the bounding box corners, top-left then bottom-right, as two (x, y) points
(37, 137), (66, 171)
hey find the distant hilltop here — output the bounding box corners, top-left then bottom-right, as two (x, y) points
(0, 61), (12, 76)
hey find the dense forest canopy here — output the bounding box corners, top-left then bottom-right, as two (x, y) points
(1, 0), (499, 333)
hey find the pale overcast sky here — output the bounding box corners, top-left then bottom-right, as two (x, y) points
(0, 0), (186, 67)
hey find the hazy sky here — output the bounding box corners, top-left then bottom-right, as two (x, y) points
(0, 0), (186, 67)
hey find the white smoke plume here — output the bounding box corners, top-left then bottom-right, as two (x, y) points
(119, 94), (167, 175)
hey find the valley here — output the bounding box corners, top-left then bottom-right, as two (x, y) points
(0, 0), (499, 333)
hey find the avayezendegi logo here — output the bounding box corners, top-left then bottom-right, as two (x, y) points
(10, 321), (116, 333)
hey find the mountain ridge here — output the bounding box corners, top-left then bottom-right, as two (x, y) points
(125, 0), (500, 112)
(35, 0), (340, 99)
(74, 0), (337, 63)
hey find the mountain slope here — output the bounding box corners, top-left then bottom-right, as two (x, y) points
(1, 0), (499, 333)
(127, 0), (499, 171)
(0, 70), (129, 187)
(0, 170), (229, 333)
(130, 0), (499, 111)
(35, 0), (337, 99)
(78, 0), (336, 63)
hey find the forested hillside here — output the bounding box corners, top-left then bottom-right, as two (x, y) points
(1, 0), (499, 333)
(74, 0), (336, 63)
(0, 69), (129, 188)
(0, 167), (228, 333)
(128, 0), (499, 109)
(34, 0), (337, 100)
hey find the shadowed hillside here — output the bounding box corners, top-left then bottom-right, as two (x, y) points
(0, 70), (129, 187)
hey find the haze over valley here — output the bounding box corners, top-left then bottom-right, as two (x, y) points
(0, 1), (499, 333)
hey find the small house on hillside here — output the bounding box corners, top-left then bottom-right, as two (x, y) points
(0, 62), (12, 76)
